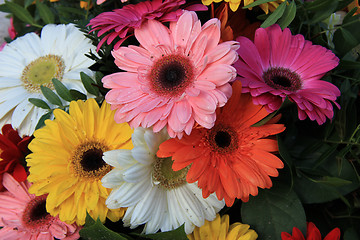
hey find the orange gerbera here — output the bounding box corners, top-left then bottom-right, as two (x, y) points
(157, 81), (285, 206)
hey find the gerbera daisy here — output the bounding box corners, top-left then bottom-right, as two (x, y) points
(0, 23), (96, 137)
(157, 81), (285, 206)
(88, 0), (207, 51)
(281, 222), (340, 240)
(0, 124), (31, 191)
(202, 0), (285, 13)
(188, 213), (258, 240)
(26, 98), (133, 225)
(0, 173), (80, 240)
(102, 11), (239, 138)
(101, 127), (225, 234)
(234, 24), (340, 125)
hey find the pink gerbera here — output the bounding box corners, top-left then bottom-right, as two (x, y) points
(234, 24), (340, 124)
(0, 173), (80, 240)
(88, 0), (207, 51)
(102, 11), (239, 138)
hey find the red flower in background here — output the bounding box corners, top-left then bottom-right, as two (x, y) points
(0, 124), (30, 191)
(281, 222), (341, 240)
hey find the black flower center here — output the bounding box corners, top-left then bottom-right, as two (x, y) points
(150, 54), (194, 97)
(263, 67), (302, 92)
(209, 125), (238, 153)
(215, 131), (232, 148)
(22, 195), (53, 230)
(81, 148), (106, 172)
(30, 199), (48, 221)
(71, 141), (111, 179)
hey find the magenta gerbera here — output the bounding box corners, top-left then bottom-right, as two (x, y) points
(0, 173), (80, 240)
(102, 11), (239, 138)
(234, 24), (340, 124)
(88, 0), (207, 51)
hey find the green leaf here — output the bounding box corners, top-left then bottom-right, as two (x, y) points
(40, 86), (63, 106)
(307, 0), (338, 24)
(28, 98), (51, 109)
(36, 1), (55, 24)
(242, 0), (275, 9)
(344, 228), (360, 240)
(80, 72), (99, 96)
(338, 60), (360, 70)
(24, 0), (35, 8)
(56, 6), (86, 16)
(137, 225), (188, 240)
(278, 1), (296, 29)
(340, 28), (359, 47)
(35, 111), (52, 130)
(241, 183), (307, 240)
(0, 3), (11, 13)
(95, 71), (104, 86)
(260, 1), (286, 28)
(80, 213), (128, 240)
(5, 1), (35, 24)
(69, 89), (87, 100)
(52, 78), (73, 102)
(315, 176), (352, 187)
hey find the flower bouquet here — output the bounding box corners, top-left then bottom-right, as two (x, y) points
(0, 0), (359, 239)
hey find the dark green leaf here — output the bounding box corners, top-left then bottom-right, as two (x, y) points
(340, 28), (358, 47)
(314, 176), (352, 187)
(139, 225), (188, 240)
(52, 78), (73, 102)
(0, 3), (11, 13)
(278, 1), (296, 29)
(260, 1), (286, 28)
(69, 89), (87, 100)
(28, 98), (51, 109)
(241, 183), (306, 240)
(36, 1), (55, 24)
(80, 72), (99, 96)
(95, 71), (104, 86)
(5, 1), (35, 24)
(242, 0), (275, 9)
(35, 111), (52, 130)
(305, 0), (338, 24)
(40, 86), (63, 106)
(25, 0), (35, 8)
(344, 228), (360, 240)
(56, 6), (86, 16)
(338, 60), (360, 70)
(80, 213), (128, 240)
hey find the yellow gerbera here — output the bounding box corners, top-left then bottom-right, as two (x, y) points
(202, 0), (285, 13)
(27, 98), (134, 225)
(187, 214), (258, 240)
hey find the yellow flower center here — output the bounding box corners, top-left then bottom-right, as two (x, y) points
(21, 54), (65, 92)
(152, 157), (189, 189)
(70, 140), (111, 180)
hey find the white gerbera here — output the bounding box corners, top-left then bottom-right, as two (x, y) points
(0, 23), (96, 137)
(102, 127), (225, 234)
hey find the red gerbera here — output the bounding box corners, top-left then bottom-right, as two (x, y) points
(281, 222), (341, 240)
(157, 81), (285, 206)
(0, 124), (30, 191)
(88, 0), (207, 51)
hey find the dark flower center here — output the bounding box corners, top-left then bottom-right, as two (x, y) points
(215, 131), (232, 148)
(149, 54), (194, 97)
(81, 148), (106, 172)
(71, 141), (111, 179)
(209, 125), (238, 153)
(22, 195), (53, 230)
(30, 200), (48, 221)
(263, 67), (302, 92)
